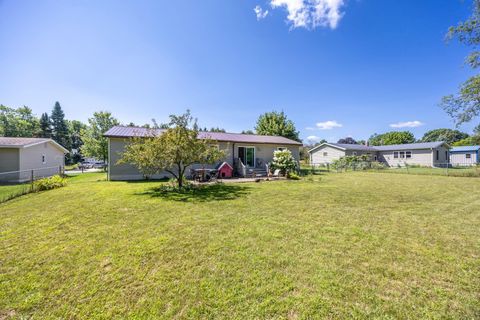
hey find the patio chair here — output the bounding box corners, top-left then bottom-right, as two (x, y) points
(272, 169), (281, 178)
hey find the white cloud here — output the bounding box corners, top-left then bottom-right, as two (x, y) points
(270, 0), (345, 29)
(306, 135), (323, 142)
(316, 120), (343, 130)
(254, 5), (269, 20)
(389, 120), (425, 128)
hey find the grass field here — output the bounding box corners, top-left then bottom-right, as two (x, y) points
(1, 172), (479, 318)
(0, 184), (30, 203)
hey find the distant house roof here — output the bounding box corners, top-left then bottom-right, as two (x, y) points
(309, 141), (448, 153)
(0, 137), (69, 153)
(450, 145), (480, 153)
(373, 141), (447, 151)
(104, 126), (302, 145)
(308, 142), (377, 153)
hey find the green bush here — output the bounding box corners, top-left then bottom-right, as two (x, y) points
(287, 172), (301, 180)
(33, 175), (67, 192)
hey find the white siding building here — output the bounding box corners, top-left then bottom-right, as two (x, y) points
(309, 142), (450, 168)
(449, 146), (480, 166)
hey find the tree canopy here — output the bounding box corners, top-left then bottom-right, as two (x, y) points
(119, 111), (225, 188)
(80, 111), (119, 162)
(0, 105), (40, 137)
(369, 131), (416, 146)
(51, 102), (69, 148)
(420, 128), (469, 144)
(337, 137), (357, 144)
(255, 111), (300, 142)
(440, 0), (480, 126)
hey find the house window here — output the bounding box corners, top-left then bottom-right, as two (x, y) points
(394, 152), (399, 159)
(323, 152), (328, 157)
(399, 151), (405, 159)
(436, 150), (439, 161)
(466, 153), (472, 159)
(277, 147), (287, 151)
(352, 152), (357, 156)
(406, 151), (412, 159)
(42, 154), (46, 164)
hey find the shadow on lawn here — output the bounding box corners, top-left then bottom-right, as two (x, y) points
(137, 183), (251, 202)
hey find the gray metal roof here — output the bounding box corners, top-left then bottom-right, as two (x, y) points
(373, 141), (446, 151)
(0, 137), (69, 152)
(104, 126), (302, 145)
(329, 143), (378, 151)
(450, 145), (480, 152)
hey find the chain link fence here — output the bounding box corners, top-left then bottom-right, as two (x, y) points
(0, 166), (65, 203)
(305, 162), (480, 178)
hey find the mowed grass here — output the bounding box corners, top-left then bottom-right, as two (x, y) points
(0, 184), (30, 203)
(1, 172), (479, 319)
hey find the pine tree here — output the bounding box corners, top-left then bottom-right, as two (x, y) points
(51, 101), (69, 148)
(39, 112), (52, 138)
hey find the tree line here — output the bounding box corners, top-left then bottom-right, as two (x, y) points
(0, 102), (119, 164)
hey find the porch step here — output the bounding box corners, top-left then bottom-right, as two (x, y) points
(247, 168), (268, 177)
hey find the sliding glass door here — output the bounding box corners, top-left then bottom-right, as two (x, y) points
(238, 147), (255, 167)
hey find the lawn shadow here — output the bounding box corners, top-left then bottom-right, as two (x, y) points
(137, 183), (251, 202)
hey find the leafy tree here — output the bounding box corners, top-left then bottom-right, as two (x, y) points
(241, 130), (255, 134)
(420, 128), (469, 144)
(80, 111), (119, 163)
(119, 110), (225, 188)
(369, 131), (416, 146)
(51, 102), (69, 147)
(357, 140), (367, 145)
(270, 149), (297, 175)
(255, 111), (300, 141)
(68, 120), (87, 163)
(440, 0), (480, 125)
(39, 113), (52, 138)
(0, 105), (40, 137)
(337, 137), (357, 144)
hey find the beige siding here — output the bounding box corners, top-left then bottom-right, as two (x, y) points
(450, 152), (478, 166)
(18, 142), (65, 180)
(0, 148), (20, 172)
(108, 138), (300, 180)
(378, 149), (434, 167)
(310, 145), (346, 164)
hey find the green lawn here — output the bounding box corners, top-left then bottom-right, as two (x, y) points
(0, 184), (31, 203)
(1, 172), (479, 319)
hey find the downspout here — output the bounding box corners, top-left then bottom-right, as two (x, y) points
(107, 137), (111, 181)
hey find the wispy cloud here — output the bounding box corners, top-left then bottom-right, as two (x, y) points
(316, 120), (343, 130)
(254, 5), (269, 20)
(389, 120), (424, 128)
(269, 0), (345, 29)
(306, 135), (322, 142)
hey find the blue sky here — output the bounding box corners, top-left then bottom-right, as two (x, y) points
(0, 0), (477, 143)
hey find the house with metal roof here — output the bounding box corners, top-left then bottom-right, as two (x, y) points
(104, 126), (302, 180)
(449, 146), (480, 166)
(308, 141), (450, 167)
(0, 137), (68, 182)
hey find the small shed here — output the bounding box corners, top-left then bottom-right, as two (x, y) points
(449, 146), (480, 166)
(217, 162), (233, 178)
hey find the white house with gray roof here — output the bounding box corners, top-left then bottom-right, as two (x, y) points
(309, 141), (450, 167)
(0, 137), (68, 182)
(449, 146), (480, 166)
(104, 126), (302, 180)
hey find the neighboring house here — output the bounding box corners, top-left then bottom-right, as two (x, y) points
(309, 141), (450, 167)
(0, 137), (68, 182)
(449, 146), (480, 166)
(104, 126), (302, 180)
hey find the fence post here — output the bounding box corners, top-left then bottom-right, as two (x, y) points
(327, 163), (330, 172)
(30, 169), (34, 190)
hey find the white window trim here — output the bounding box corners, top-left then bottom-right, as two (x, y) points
(238, 146), (256, 167)
(393, 150), (412, 159)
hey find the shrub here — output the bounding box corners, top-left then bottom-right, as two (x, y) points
(33, 175), (67, 192)
(287, 172), (301, 180)
(270, 150), (297, 175)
